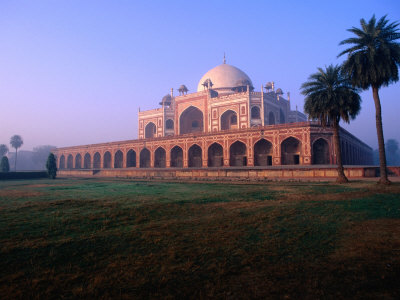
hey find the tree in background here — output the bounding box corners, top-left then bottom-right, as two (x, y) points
(0, 156), (10, 172)
(0, 144), (8, 158)
(301, 65), (361, 183)
(339, 15), (400, 184)
(46, 153), (57, 179)
(10, 135), (23, 171)
(386, 139), (400, 165)
(32, 145), (56, 169)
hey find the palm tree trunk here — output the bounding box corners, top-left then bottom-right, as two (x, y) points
(15, 148), (17, 172)
(372, 86), (390, 185)
(333, 121), (348, 183)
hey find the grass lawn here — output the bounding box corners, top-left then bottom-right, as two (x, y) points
(0, 178), (400, 299)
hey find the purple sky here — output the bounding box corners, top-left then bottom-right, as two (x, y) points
(1, 0), (399, 151)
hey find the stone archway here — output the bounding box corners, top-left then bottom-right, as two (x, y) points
(221, 110), (238, 130)
(93, 152), (101, 168)
(208, 143), (223, 167)
(114, 150), (123, 168)
(75, 154), (82, 169)
(254, 139), (273, 166)
(67, 155), (73, 169)
(281, 137), (302, 165)
(170, 146), (183, 168)
(180, 106), (203, 134)
(84, 153), (91, 169)
(126, 149), (136, 167)
(229, 141), (247, 166)
(188, 144), (202, 168)
(154, 147), (166, 168)
(140, 148), (150, 168)
(59, 155), (65, 169)
(312, 138), (330, 164)
(268, 112), (275, 125)
(103, 151), (111, 168)
(145, 122), (156, 138)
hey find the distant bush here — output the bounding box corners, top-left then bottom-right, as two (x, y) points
(1, 156), (10, 172)
(0, 171), (47, 180)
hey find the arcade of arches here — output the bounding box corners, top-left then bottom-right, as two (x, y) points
(56, 124), (373, 171)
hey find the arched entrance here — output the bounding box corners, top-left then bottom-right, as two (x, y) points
(84, 153), (91, 169)
(208, 143), (223, 167)
(145, 122), (156, 138)
(254, 139), (273, 166)
(268, 112), (275, 125)
(229, 141), (247, 166)
(93, 152), (101, 168)
(114, 150), (123, 168)
(180, 106), (203, 134)
(67, 155), (73, 169)
(140, 148), (150, 168)
(281, 137), (302, 165)
(154, 147), (166, 168)
(59, 155), (65, 169)
(221, 110), (238, 130)
(170, 146), (183, 168)
(75, 154), (82, 169)
(312, 138), (330, 164)
(126, 149), (136, 167)
(188, 144), (202, 168)
(103, 151), (111, 168)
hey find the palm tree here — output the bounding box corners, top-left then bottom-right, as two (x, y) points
(338, 15), (400, 184)
(10, 135), (23, 171)
(301, 65), (361, 183)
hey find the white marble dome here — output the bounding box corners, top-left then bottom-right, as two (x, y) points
(197, 63), (253, 92)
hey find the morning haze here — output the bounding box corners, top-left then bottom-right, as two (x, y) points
(0, 0), (399, 150)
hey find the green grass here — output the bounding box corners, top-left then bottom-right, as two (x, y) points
(0, 178), (399, 299)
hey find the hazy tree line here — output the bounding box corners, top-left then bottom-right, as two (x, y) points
(373, 139), (400, 166)
(0, 135), (56, 171)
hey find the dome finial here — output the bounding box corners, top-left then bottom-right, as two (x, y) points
(223, 52), (226, 64)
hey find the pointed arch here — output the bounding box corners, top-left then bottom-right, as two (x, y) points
(140, 148), (150, 168)
(229, 141), (247, 166)
(59, 155), (65, 169)
(103, 151), (111, 168)
(84, 153), (91, 169)
(114, 150), (123, 168)
(154, 147), (166, 168)
(281, 137), (302, 165)
(126, 149), (136, 167)
(75, 154), (82, 169)
(280, 108), (285, 124)
(208, 142), (223, 167)
(93, 152), (101, 168)
(254, 139), (273, 166)
(145, 122), (156, 138)
(188, 144), (202, 167)
(180, 106), (204, 134)
(221, 110), (238, 130)
(170, 146), (183, 168)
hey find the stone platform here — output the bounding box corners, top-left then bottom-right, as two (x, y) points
(58, 165), (400, 181)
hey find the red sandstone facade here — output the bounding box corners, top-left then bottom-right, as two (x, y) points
(53, 61), (373, 175)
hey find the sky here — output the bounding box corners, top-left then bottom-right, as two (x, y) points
(1, 0), (400, 151)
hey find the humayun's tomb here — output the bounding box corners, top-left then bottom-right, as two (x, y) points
(54, 59), (376, 180)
